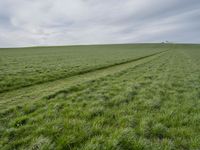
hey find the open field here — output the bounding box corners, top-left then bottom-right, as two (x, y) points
(0, 44), (165, 93)
(0, 44), (200, 149)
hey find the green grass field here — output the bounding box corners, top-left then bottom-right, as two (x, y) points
(0, 44), (200, 150)
(0, 44), (165, 93)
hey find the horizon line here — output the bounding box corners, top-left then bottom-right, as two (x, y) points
(0, 42), (200, 49)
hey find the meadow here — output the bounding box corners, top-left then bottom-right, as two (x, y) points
(0, 44), (164, 93)
(0, 44), (200, 150)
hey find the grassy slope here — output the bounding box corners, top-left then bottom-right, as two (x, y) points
(0, 51), (164, 112)
(0, 44), (200, 149)
(0, 44), (167, 93)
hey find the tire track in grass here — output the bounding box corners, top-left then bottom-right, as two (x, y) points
(0, 50), (168, 94)
(0, 50), (168, 111)
(0, 51), (172, 150)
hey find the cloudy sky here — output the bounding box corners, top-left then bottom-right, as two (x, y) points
(0, 0), (200, 47)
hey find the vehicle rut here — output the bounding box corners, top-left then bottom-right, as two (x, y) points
(0, 50), (168, 110)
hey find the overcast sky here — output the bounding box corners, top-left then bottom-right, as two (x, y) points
(0, 0), (199, 47)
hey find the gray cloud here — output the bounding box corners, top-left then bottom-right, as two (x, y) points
(0, 0), (199, 47)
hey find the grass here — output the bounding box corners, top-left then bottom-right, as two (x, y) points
(0, 44), (200, 149)
(0, 44), (166, 93)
